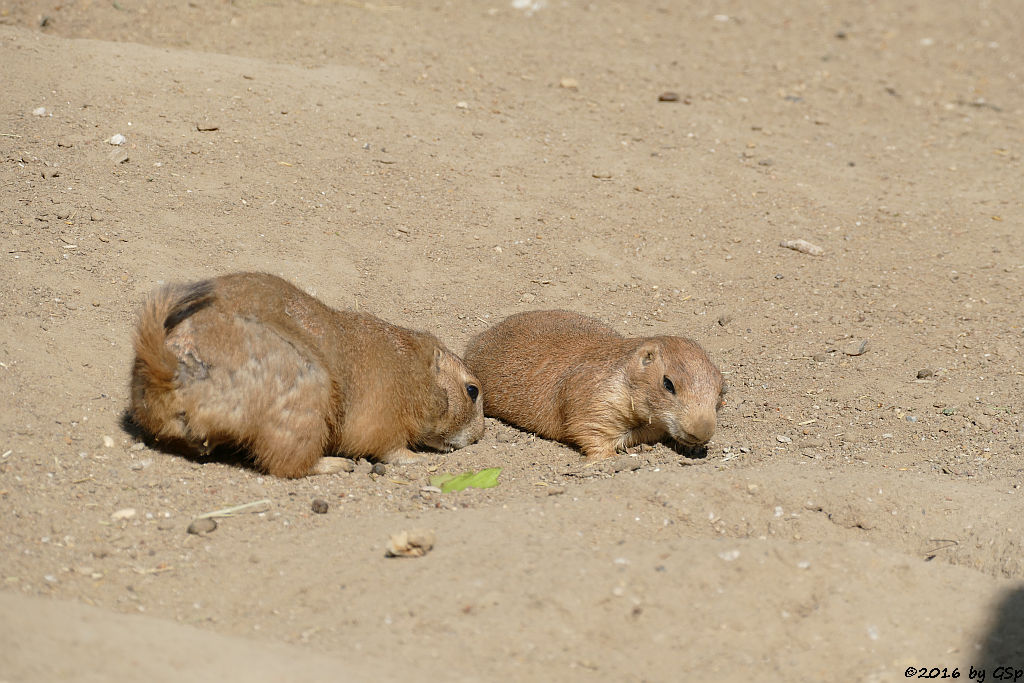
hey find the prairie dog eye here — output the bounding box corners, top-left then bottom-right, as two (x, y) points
(466, 383), (480, 402)
(662, 376), (675, 394)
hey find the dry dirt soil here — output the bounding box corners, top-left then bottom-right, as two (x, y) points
(2, 0), (1024, 681)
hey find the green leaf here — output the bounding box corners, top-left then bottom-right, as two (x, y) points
(429, 473), (457, 488)
(429, 468), (501, 493)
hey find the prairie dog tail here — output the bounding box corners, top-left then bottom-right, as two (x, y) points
(129, 281), (214, 437)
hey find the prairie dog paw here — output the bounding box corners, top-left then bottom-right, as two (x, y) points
(310, 457), (353, 475)
(379, 448), (428, 465)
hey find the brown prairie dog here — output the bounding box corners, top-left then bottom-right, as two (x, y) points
(129, 272), (484, 478)
(464, 310), (725, 460)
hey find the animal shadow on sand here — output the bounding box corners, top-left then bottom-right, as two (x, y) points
(119, 409), (254, 472)
(669, 441), (710, 460)
(978, 584), (1024, 668)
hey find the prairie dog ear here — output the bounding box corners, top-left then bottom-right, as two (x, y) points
(433, 346), (444, 374)
(636, 342), (659, 367)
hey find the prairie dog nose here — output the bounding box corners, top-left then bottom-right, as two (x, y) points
(686, 413), (716, 444)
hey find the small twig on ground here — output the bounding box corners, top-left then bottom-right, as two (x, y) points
(196, 499), (271, 519)
(924, 539), (959, 557)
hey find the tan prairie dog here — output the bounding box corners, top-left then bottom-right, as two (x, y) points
(129, 272), (484, 478)
(464, 310), (725, 460)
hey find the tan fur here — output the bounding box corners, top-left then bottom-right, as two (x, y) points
(464, 310), (725, 460)
(129, 273), (484, 477)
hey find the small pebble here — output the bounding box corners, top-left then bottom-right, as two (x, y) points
(372, 462), (386, 476)
(941, 408), (956, 416)
(779, 238), (825, 256)
(102, 435), (115, 448)
(109, 134), (126, 145)
(916, 368), (934, 379)
(559, 77), (579, 89)
(812, 353), (828, 363)
(90, 212), (105, 222)
(776, 435), (792, 443)
(657, 91), (680, 102)
(187, 517), (217, 535)
(33, 106), (48, 116)
(311, 499), (329, 514)
(386, 529), (436, 558)
(906, 416), (918, 423)
(111, 508), (136, 521)
(717, 314), (733, 326)
(843, 339), (869, 356)
(520, 292), (536, 303)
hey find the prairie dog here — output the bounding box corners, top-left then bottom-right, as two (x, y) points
(129, 273), (484, 477)
(464, 310), (725, 459)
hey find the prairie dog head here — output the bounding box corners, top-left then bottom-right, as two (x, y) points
(418, 346), (485, 451)
(628, 337), (725, 446)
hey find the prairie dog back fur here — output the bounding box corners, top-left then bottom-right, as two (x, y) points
(464, 310), (725, 459)
(129, 272), (484, 477)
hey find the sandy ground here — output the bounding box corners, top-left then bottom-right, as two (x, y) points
(1, 0), (1023, 680)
